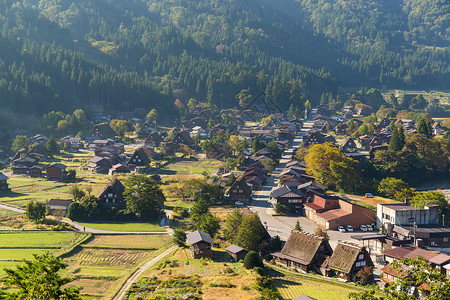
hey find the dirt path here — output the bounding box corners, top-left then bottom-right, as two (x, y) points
(112, 245), (178, 300)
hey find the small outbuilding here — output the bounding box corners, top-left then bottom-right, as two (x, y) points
(225, 245), (249, 262)
(0, 173), (10, 192)
(46, 199), (73, 216)
(29, 166), (44, 178)
(187, 230), (214, 259)
(46, 163), (67, 180)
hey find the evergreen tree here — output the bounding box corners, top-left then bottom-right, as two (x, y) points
(294, 220), (302, 231)
(190, 197), (209, 224)
(46, 135), (58, 156)
(388, 127), (402, 152)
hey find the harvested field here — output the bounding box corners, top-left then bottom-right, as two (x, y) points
(68, 248), (151, 267)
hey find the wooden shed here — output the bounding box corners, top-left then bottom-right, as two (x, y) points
(187, 230), (214, 259)
(225, 245), (249, 262)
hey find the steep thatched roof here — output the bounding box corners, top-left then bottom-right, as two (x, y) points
(279, 231), (331, 265)
(327, 242), (366, 274)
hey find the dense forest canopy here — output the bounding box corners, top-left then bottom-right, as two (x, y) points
(0, 0), (447, 119)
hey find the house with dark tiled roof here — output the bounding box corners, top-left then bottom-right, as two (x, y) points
(46, 199), (73, 216)
(108, 164), (130, 176)
(272, 231), (333, 273)
(46, 163), (67, 180)
(270, 185), (306, 214)
(97, 178), (126, 209)
(326, 242), (373, 282)
(0, 173), (10, 192)
(225, 245), (249, 262)
(187, 230), (214, 259)
(432, 122), (444, 135)
(359, 135), (373, 148)
(226, 177), (252, 204)
(88, 156), (112, 174)
(29, 165), (44, 178)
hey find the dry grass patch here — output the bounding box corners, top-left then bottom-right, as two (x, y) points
(84, 234), (172, 250)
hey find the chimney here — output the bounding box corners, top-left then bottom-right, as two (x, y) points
(403, 197), (410, 205)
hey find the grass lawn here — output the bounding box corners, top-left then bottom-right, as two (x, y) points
(0, 231), (85, 248)
(156, 157), (223, 175)
(0, 209), (20, 217)
(77, 221), (165, 232)
(273, 276), (361, 300)
(0, 248), (51, 260)
(64, 234), (173, 299)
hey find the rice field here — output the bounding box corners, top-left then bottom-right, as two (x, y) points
(64, 234), (173, 299)
(273, 277), (360, 300)
(0, 231), (84, 248)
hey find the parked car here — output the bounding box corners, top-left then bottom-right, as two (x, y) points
(366, 225), (373, 231)
(337, 226), (346, 233)
(235, 201), (244, 207)
(360, 225), (368, 231)
(346, 225), (353, 232)
(365, 193), (373, 198)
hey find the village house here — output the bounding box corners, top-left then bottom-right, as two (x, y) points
(340, 137), (357, 152)
(302, 130), (325, 147)
(45, 199), (73, 216)
(226, 177), (253, 204)
(270, 185), (307, 214)
(326, 242), (374, 282)
(127, 146), (153, 170)
(0, 173), (10, 192)
(173, 130), (195, 146)
(87, 123), (116, 140)
(187, 230), (214, 259)
(88, 156), (112, 174)
(29, 165), (44, 178)
(97, 178), (126, 209)
(137, 121), (157, 138)
(432, 122), (444, 135)
(296, 181), (326, 201)
(359, 135), (373, 148)
(58, 136), (83, 152)
(225, 245), (249, 262)
(108, 164), (130, 176)
(46, 163), (67, 180)
(144, 131), (163, 147)
(272, 231), (333, 273)
(304, 194), (376, 230)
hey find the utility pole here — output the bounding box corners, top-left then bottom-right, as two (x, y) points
(443, 214), (445, 227)
(413, 220), (417, 247)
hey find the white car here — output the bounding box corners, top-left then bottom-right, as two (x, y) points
(366, 225), (373, 231)
(365, 193), (374, 198)
(360, 225), (368, 232)
(346, 225), (353, 232)
(337, 226), (346, 233)
(235, 201), (244, 207)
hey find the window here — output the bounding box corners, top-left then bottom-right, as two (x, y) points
(444, 237), (449, 242)
(359, 254), (364, 260)
(108, 193), (113, 197)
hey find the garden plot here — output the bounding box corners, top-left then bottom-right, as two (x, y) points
(63, 234), (173, 299)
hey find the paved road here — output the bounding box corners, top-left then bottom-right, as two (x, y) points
(247, 109), (366, 248)
(248, 109), (317, 241)
(0, 203), (172, 235)
(112, 245), (178, 300)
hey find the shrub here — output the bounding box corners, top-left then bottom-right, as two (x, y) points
(173, 229), (187, 247)
(244, 251), (263, 269)
(253, 267), (264, 276)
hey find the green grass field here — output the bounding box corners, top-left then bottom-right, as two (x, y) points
(157, 157), (223, 175)
(273, 277), (360, 300)
(77, 221), (165, 232)
(0, 231), (84, 248)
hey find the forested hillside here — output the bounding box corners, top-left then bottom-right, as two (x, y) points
(0, 0), (448, 119)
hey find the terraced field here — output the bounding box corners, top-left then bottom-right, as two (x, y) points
(64, 234), (173, 299)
